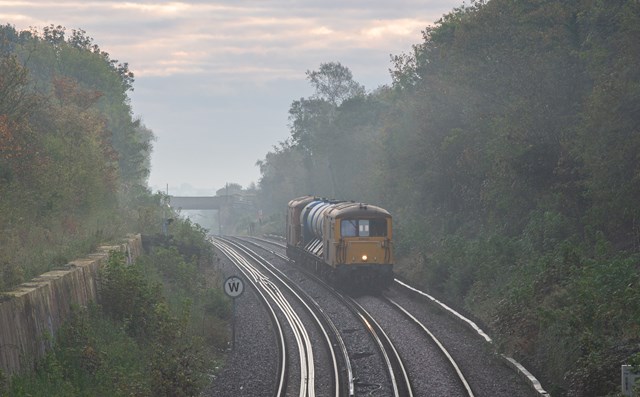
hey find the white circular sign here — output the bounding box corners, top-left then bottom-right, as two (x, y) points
(224, 276), (244, 298)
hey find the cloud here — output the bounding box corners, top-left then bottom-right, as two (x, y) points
(2, 0), (448, 79)
(3, 0), (462, 190)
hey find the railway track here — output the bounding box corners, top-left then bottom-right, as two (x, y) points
(237, 238), (414, 396)
(212, 238), (289, 395)
(384, 296), (474, 396)
(239, 236), (539, 396)
(212, 237), (346, 397)
(340, 293), (414, 396)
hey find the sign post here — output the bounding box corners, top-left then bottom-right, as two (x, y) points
(223, 276), (244, 349)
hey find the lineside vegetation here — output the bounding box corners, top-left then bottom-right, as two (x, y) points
(5, 220), (230, 397)
(0, 24), (230, 396)
(255, 2), (640, 395)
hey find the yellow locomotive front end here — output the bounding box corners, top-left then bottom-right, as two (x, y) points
(325, 202), (394, 291)
(286, 196), (394, 293)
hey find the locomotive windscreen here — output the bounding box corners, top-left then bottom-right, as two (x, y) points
(341, 219), (387, 237)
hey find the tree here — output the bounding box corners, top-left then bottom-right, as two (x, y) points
(256, 140), (312, 208)
(216, 183), (243, 196)
(306, 62), (365, 106)
(0, 54), (37, 121)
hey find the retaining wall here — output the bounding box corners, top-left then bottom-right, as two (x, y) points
(0, 234), (143, 376)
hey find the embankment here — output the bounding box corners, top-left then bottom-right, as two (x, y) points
(0, 235), (143, 376)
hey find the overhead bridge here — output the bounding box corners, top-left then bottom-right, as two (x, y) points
(169, 194), (254, 211)
(168, 194), (256, 235)
(169, 196), (227, 210)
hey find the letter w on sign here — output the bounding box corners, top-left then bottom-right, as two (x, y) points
(224, 276), (244, 298)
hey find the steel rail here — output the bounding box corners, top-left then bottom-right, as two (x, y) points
(237, 237), (354, 397)
(384, 296), (475, 397)
(211, 238), (288, 397)
(217, 237), (323, 397)
(248, 236), (412, 397)
(266, 277), (315, 396)
(257, 237), (412, 396)
(215, 238), (312, 397)
(219, 239), (314, 396)
(224, 237), (348, 397)
(253, 235), (526, 396)
(340, 295), (414, 397)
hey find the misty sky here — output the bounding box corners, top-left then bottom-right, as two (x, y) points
(2, 0), (464, 195)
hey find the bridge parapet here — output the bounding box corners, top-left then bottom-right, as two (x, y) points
(169, 196), (227, 210)
(169, 194), (255, 211)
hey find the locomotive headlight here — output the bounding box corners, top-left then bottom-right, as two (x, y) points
(361, 254), (368, 262)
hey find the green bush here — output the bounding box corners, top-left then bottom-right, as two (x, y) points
(100, 251), (165, 340)
(7, 304), (149, 396)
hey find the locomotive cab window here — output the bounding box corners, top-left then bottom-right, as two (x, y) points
(341, 219), (387, 237)
(369, 219), (387, 237)
(359, 220), (370, 236)
(341, 220), (357, 237)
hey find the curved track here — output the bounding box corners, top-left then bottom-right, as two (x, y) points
(214, 237), (345, 397)
(384, 296), (474, 396)
(212, 238), (288, 396)
(245, 236), (476, 396)
(240, 237), (414, 396)
(237, 235), (545, 397)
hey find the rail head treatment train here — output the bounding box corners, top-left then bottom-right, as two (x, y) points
(286, 195), (394, 292)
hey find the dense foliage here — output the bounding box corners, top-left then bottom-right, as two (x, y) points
(255, 1), (640, 395)
(0, 24), (154, 290)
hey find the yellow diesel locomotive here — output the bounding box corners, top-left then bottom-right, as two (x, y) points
(286, 196), (394, 292)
